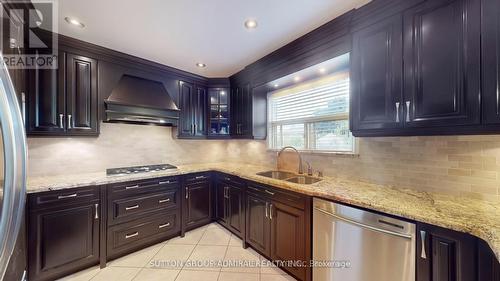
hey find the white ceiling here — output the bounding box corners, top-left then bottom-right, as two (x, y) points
(54, 0), (370, 78)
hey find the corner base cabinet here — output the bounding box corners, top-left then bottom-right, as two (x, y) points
(417, 223), (477, 281)
(215, 173), (245, 238)
(182, 173), (213, 231)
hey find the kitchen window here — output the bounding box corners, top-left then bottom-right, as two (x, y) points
(267, 70), (355, 153)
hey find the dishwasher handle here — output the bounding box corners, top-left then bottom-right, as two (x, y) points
(314, 207), (414, 240)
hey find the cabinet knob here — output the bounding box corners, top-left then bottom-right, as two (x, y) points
(185, 187), (189, 199)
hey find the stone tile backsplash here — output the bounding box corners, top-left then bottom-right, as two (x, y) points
(27, 122), (500, 201)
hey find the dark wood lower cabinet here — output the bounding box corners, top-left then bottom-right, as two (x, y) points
(270, 201), (307, 281)
(28, 200), (100, 281)
(417, 223), (477, 281)
(215, 174), (245, 238)
(183, 175), (213, 231)
(478, 240), (500, 281)
(245, 185), (311, 281)
(26, 174), (500, 281)
(246, 193), (271, 256)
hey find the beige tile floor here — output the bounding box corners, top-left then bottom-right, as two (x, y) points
(57, 223), (296, 281)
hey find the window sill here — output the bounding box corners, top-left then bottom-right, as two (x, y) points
(266, 148), (359, 157)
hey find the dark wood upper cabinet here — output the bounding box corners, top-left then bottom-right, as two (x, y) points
(178, 81), (194, 137)
(178, 81), (207, 138)
(27, 51), (66, 135)
(28, 199), (100, 281)
(417, 223), (477, 281)
(403, 0), (481, 128)
(66, 53), (98, 134)
(208, 88), (231, 138)
(230, 83), (252, 138)
(351, 14), (404, 132)
(194, 86), (207, 136)
(481, 0), (500, 124)
(26, 51), (99, 136)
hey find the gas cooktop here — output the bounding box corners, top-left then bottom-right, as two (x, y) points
(106, 164), (178, 176)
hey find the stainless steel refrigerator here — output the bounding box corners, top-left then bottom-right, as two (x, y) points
(0, 53), (28, 281)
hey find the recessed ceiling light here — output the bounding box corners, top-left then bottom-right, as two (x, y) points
(244, 19), (258, 29)
(196, 62), (206, 68)
(319, 68), (327, 74)
(65, 17), (85, 28)
(273, 84), (279, 88)
(294, 76), (301, 82)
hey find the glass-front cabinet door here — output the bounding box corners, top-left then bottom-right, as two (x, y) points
(208, 88), (230, 137)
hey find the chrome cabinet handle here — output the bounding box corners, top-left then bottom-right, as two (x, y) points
(94, 203), (99, 219)
(191, 124), (195, 135)
(125, 205), (139, 211)
(159, 180), (171, 185)
(224, 177), (231, 181)
(58, 193), (77, 199)
(420, 230), (427, 259)
(406, 101), (411, 122)
(265, 190), (275, 196)
(269, 204), (273, 220)
(125, 185), (139, 190)
(248, 186), (260, 193)
(21, 92), (25, 123)
(59, 114), (64, 129)
(195, 176), (206, 179)
(67, 114), (72, 129)
(194, 124), (197, 134)
(225, 187), (230, 199)
(159, 198), (171, 203)
(185, 187), (189, 199)
(125, 232), (139, 239)
(395, 102), (400, 123)
(265, 202), (269, 218)
(159, 222), (171, 229)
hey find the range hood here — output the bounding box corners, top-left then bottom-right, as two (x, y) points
(104, 75), (179, 126)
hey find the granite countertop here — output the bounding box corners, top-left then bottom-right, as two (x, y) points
(27, 162), (500, 261)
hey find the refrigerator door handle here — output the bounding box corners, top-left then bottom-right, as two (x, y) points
(0, 53), (28, 280)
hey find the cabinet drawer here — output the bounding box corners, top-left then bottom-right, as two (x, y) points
(107, 211), (180, 259)
(28, 186), (100, 211)
(109, 188), (179, 225)
(217, 173), (244, 187)
(247, 183), (305, 210)
(108, 176), (180, 199)
(184, 172), (211, 185)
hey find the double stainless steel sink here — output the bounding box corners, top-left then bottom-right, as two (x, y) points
(256, 170), (322, 185)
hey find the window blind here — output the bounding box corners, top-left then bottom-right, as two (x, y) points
(268, 71), (354, 152)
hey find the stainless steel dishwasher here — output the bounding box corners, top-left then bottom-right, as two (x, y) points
(313, 198), (415, 281)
